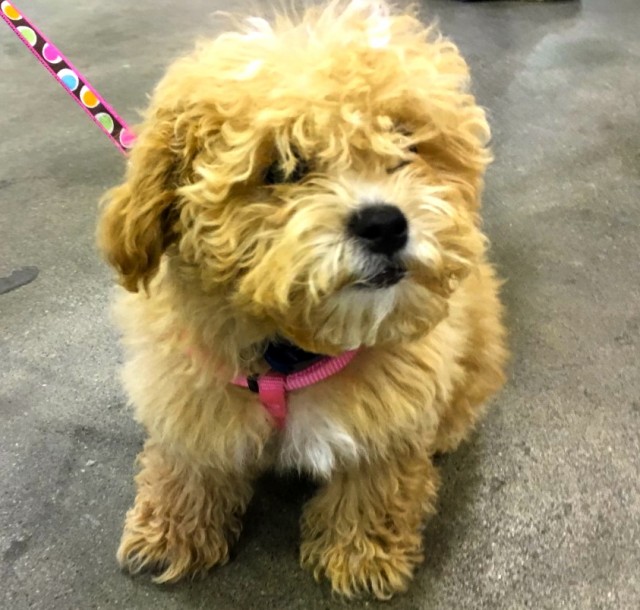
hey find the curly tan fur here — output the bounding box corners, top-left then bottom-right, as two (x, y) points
(300, 451), (440, 598)
(117, 441), (254, 582)
(98, 0), (507, 599)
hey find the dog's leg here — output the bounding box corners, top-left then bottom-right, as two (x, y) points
(117, 440), (254, 582)
(432, 380), (493, 455)
(432, 335), (507, 454)
(434, 266), (508, 454)
(300, 450), (439, 599)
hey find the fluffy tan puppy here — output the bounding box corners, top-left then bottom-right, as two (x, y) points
(98, 0), (507, 599)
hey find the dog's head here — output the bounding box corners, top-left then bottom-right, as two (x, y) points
(98, 0), (491, 354)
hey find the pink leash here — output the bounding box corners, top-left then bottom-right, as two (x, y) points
(1, 0), (134, 154)
(3, 1), (361, 428)
(232, 351), (359, 429)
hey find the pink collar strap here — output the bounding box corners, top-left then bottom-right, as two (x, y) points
(232, 350), (359, 429)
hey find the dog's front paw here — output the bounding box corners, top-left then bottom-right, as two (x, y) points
(300, 532), (423, 600)
(117, 500), (231, 583)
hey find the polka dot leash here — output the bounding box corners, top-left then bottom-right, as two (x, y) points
(1, 0), (135, 155)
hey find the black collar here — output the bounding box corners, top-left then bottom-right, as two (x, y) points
(263, 339), (323, 374)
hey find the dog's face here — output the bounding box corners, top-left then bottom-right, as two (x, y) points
(99, 1), (491, 354)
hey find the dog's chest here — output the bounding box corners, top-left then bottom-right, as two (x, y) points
(273, 395), (361, 479)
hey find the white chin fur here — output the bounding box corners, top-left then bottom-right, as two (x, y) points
(323, 284), (398, 350)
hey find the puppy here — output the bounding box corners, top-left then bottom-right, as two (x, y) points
(98, 0), (507, 599)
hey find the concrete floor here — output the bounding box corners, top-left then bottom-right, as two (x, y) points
(1, 0), (639, 608)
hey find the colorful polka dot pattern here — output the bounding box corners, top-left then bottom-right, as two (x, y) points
(1, 0), (134, 154)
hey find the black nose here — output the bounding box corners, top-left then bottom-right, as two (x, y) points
(348, 203), (408, 256)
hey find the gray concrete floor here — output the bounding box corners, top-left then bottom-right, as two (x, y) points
(1, 1), (639, 608)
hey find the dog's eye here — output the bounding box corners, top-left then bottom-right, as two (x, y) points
(395, 124), (419, 154)
(264, 157), (309, 186)
(264, 162), (286, 185)
(390, 160), (410, 173)
(388, 144), (419, 173)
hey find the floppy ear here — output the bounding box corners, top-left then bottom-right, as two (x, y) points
(97, 111), (179, 292)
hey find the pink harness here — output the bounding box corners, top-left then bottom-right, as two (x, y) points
(231, 351), (358, 428)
